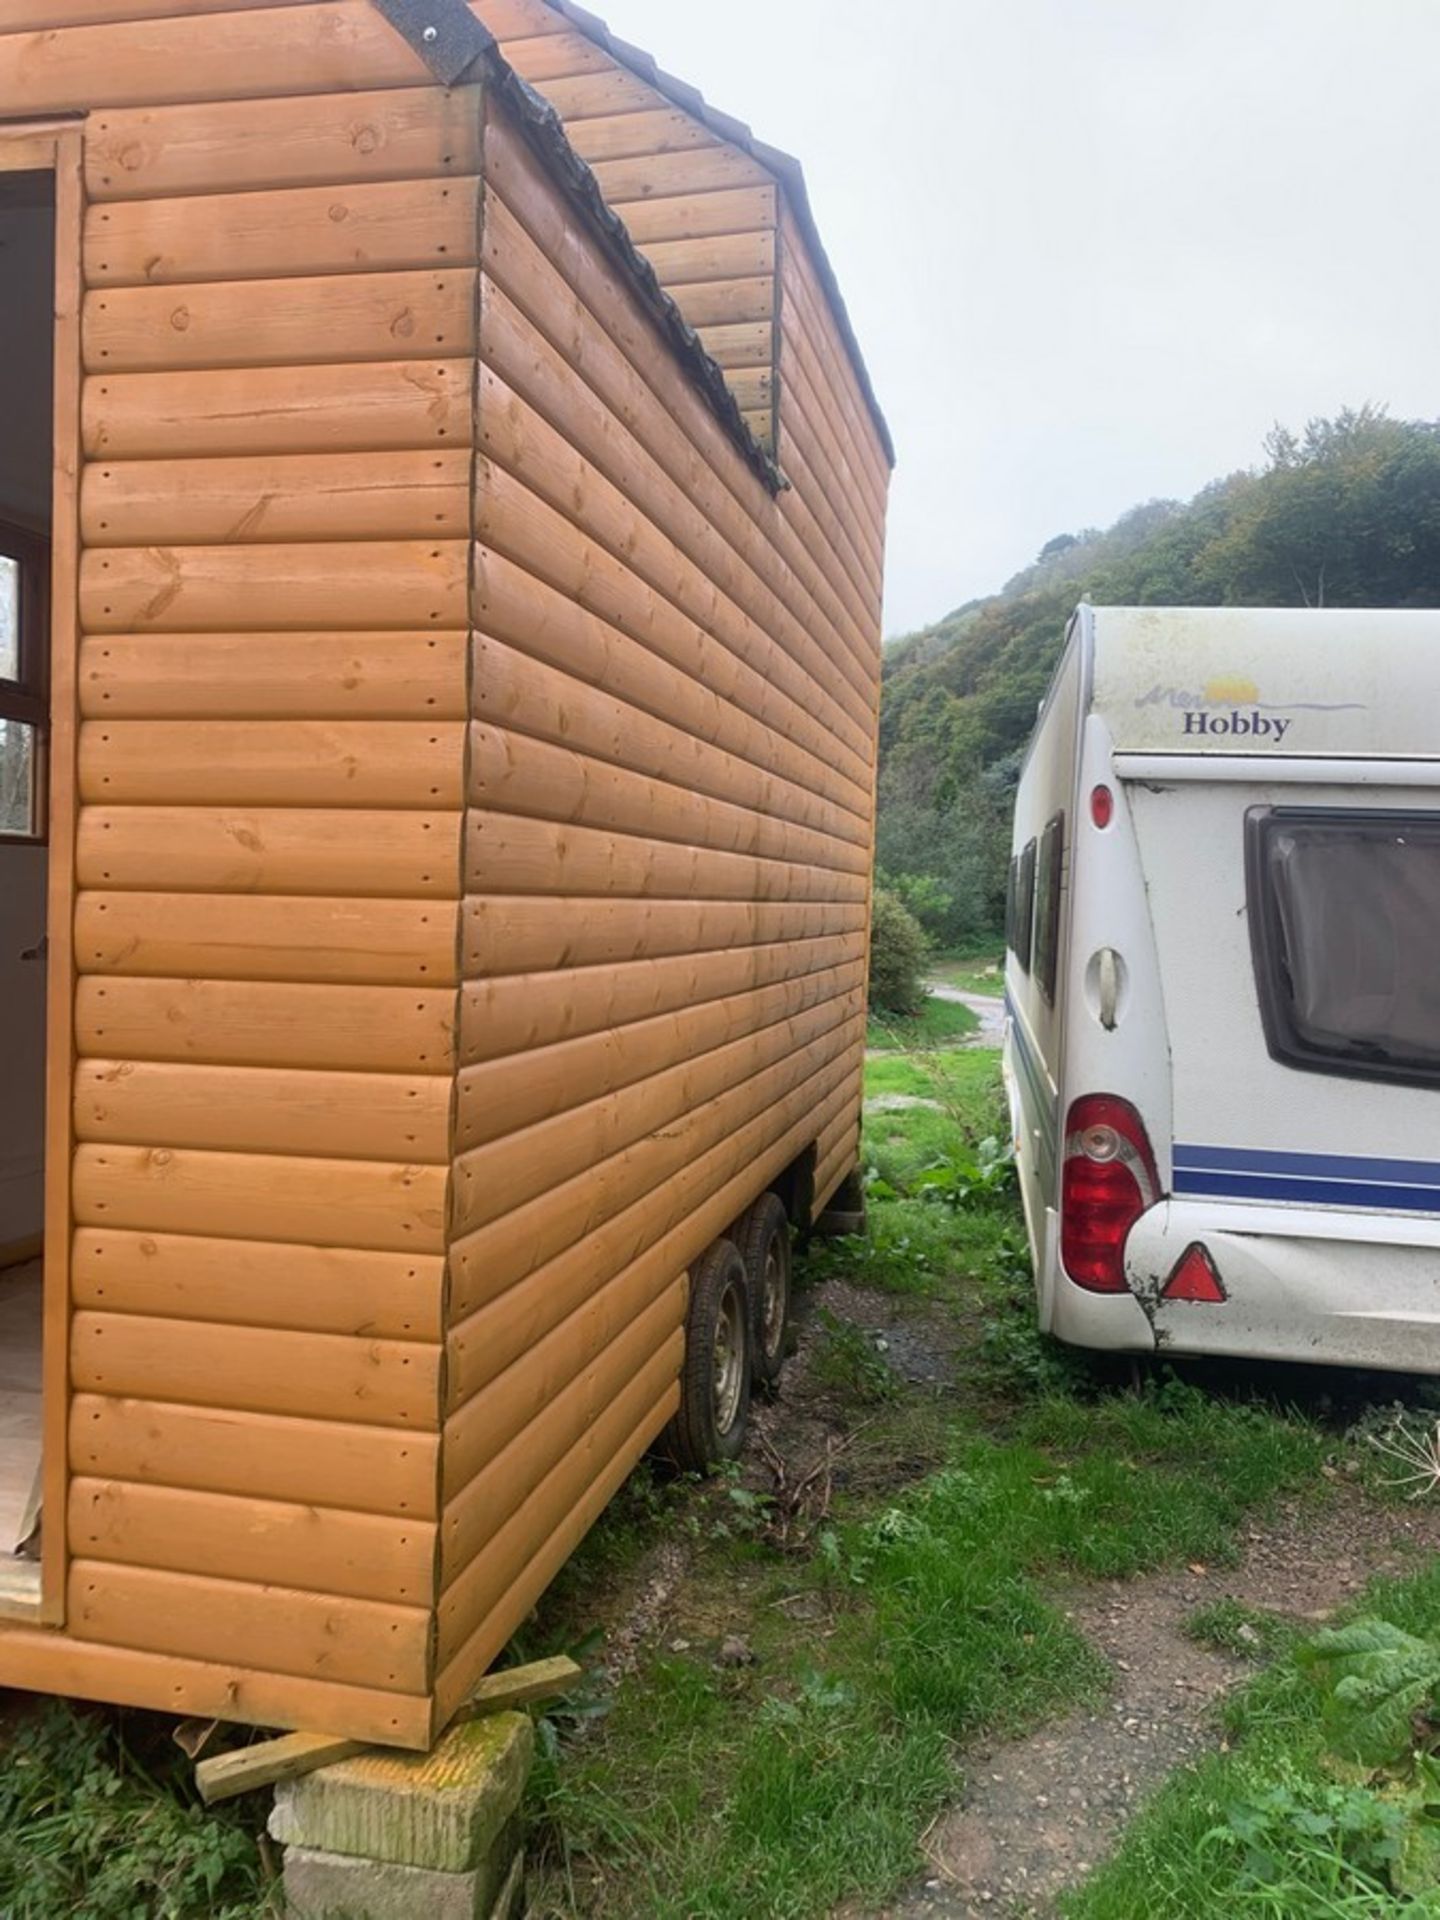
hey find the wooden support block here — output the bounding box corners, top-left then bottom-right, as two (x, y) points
(197, 1730), (369, 1805)
(453, 1654), (581, 1721)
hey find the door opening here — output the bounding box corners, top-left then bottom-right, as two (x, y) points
(0, 163), (56, 1607)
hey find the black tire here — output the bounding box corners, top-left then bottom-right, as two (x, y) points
(658, 1237), (752, 1474)
(737, 1191), (792, 1392)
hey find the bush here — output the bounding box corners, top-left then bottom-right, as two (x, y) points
(868, 888), (929, 1015)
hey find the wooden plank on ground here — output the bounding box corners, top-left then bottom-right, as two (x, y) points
(197, 1731), (367, 1804)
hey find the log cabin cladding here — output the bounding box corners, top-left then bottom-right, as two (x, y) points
(0, 0), (890, 1747)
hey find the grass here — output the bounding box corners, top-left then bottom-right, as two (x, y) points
(865, 992), (978, 1052)
(0, 1701), (273, 1919)
(524, 1043), (1332, 1919)
(1063, 1562), (1440, 1919)
(927, 946), (1006, 997)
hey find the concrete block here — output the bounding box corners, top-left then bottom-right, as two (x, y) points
(282, 1839), (516, 1920)
(270, 1713), (533, 1873)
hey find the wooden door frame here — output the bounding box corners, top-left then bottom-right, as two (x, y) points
(0, 118), (83, 1626)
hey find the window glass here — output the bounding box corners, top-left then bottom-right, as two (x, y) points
(0, 717), (37, 837)
(0, 554), (17, 683)
(1015, 839), (1037, 973)
(1034, 813), (1065, 1004)
(1248, 808), (1440, 1086)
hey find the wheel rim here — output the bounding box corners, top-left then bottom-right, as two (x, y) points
(713, 1277), (746, 1434)
(760, 1241), (785, 1357)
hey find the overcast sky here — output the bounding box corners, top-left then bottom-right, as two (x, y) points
(596, 0), (1440, 636)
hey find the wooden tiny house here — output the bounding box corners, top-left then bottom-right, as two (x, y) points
(0, 0), (891, 1748)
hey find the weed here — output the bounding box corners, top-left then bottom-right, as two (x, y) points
(1186, 1598), (1295, 1662)
(812, 1310), (901, 1405)
(0, 1702), (269, 1920)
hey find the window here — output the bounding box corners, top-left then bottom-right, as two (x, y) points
(0, 520), (48, 841)
(1034, 813), (1065, 1004)
(1013, 838), (1037, 973)
(1248, 807), (1440, 1087)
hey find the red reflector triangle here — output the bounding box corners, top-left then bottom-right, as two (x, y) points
(1162, 1243), (1226, 1303)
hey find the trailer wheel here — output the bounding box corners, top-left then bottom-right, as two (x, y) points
(659, 1237), (752, 1474)
(737, 1191), (792, 1392)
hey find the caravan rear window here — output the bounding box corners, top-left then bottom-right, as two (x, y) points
(1247, 808), (1440, 1087)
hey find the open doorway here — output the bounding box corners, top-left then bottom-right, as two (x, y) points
(0, 163), (56, 1605)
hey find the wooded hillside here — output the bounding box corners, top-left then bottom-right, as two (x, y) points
(878, 408), (1440, 948)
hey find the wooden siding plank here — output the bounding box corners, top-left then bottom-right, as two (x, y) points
(86, 85), (482, 203)
(71, 1311), (442, 1426)
(76, 806), (463, 898)
(459, 929), (864, 1065)
(84, 268), (476, 375)
(472, 627), (869, 835)
(70, 1395), (439, 1521)
(527, 67), (669, 123)
(79, 719), (466, 810)
(446, 1055), (856, 1427)
(640, 231), (775, 288)
(75, 1060), (453, 1164)
(86, 177), (480, 288)
(475, 548), (872, 819)
(695, 319), (775, 370)
(0, 5), (425, 116)
(667, 275), (773, 329)
(12, 0), (320, 27)
(84, 360), (474, 460)
(80, 632), (469, 722)
(565, 109), (718, 167)
(611, 189), (776, 249)
(445, 1265), (682, 1515)
(67, 1561), (430, 1694)
(455, 958), (863, 1152)
(590, 146), (771, 204)
(450, 991), (860, 1244)
(82, 450), (472, 546)
(442, 1308), (682, 1585)
(72, 1150), (449, 1257)
(433, 1382), (674, 1725)
(478, 125), (874, 681)
(71, 1230), (443, 1341)
(463, 894), (865, 979)
(435, 1341), (676, 1665)
(75, 977), (457, 1073)
(77, 892), (460, 987)
(70, 1479), (435, 1606)
(464, 810), (869, 904)
(447, 1020), (860, 1324)
(500, 29), (613, 83)
(0, 1631), (433, 1748)
(469, 721), (866, 871)
(81, 542), (468, 633)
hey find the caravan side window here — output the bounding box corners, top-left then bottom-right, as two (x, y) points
(1248, 807), (1440, 1088)
(1013, 839), (1036, 973)
(1034, 813), (1065, 1004)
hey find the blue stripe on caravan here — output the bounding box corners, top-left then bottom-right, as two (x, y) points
(1174, 1143), (1440, 1189)
(1173, 1166), (1440, 1215)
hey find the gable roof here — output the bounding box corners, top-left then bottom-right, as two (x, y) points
(539, 0), (894, 468)
(371, 0), (892, 470)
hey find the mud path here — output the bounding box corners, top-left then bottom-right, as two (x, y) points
(859, 1490), (1440, 1918)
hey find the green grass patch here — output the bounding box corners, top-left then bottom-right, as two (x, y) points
(0, 1703), (270, 1919)
(927, 950), (1006, 997)
(1064, 1562), (1440, 1919)
(1185, 1597), (1296, 1663)
(529, 1379), (1325, 1919)
(866, 993), (978, 1052)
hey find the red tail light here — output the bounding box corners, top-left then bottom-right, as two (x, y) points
(1060, 1095), (1160, 1293)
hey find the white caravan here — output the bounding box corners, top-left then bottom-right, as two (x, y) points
(1004, 604), (1440, 1375)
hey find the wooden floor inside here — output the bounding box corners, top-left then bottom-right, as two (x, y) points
(0, 1261), (42, 1608)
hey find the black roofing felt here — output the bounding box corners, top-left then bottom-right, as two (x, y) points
(368, 0), (893, 480)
